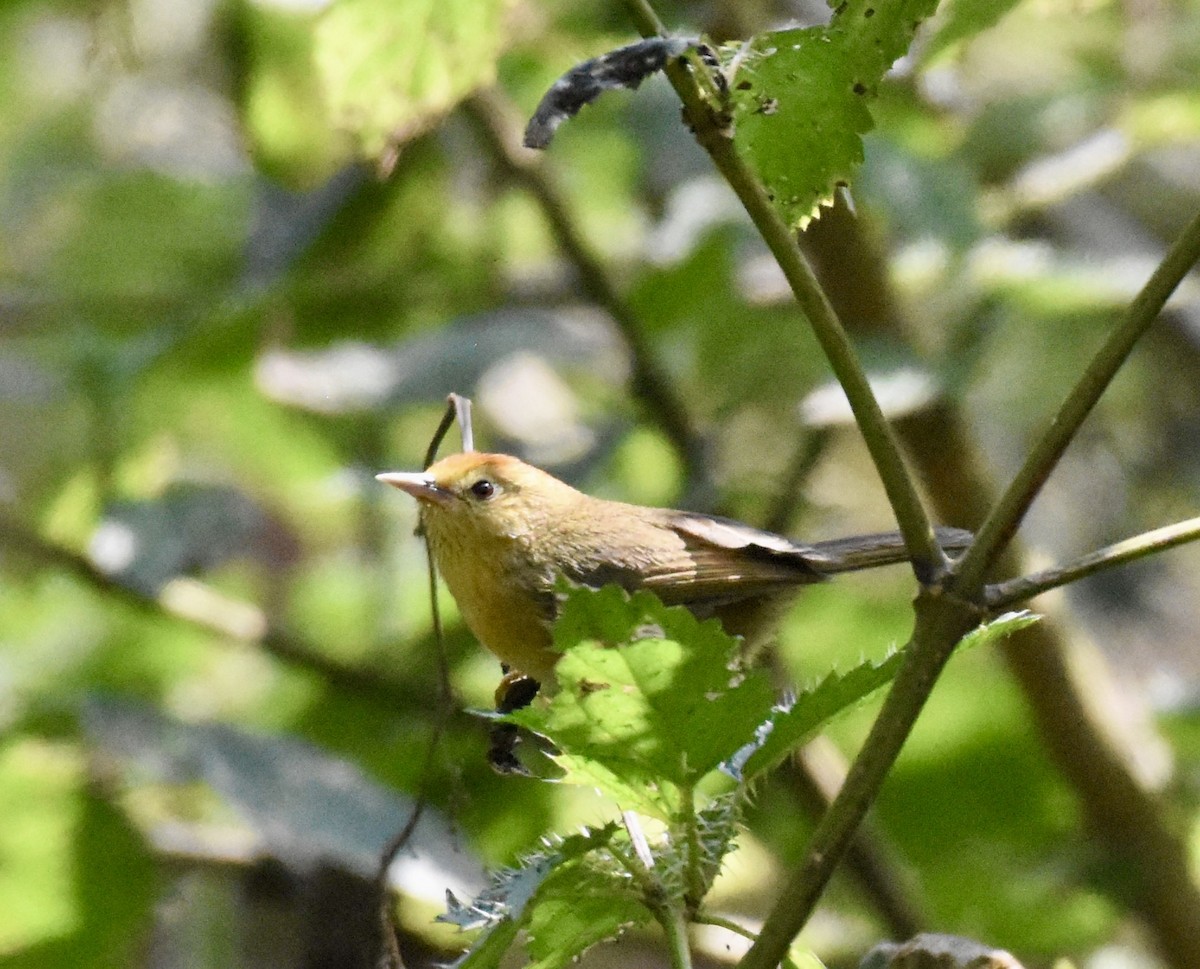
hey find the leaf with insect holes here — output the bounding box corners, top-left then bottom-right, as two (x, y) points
(731, 611), (1041, 781)
(725, 0), (939, 227)
(508, 585), (776, 818)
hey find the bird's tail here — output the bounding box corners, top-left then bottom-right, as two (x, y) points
(809, 527), (973, 575)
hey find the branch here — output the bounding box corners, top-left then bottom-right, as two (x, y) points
(0, 513), (449, 716)
(619, 0), (943, 578)
(986, 516), (1200, 610)
(738, 592), (981, 969)
(462, 89), (709, 496)
(954, 209), (1200, 591)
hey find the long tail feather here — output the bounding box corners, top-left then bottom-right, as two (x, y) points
(809, 527), (973, 574)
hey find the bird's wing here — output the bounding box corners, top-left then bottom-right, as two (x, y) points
(622, 511), (833, 610)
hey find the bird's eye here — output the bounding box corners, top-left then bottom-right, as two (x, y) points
(469, 479), (496, 500)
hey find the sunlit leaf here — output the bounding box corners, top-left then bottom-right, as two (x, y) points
(315, 0), (512, 162)
(524, 862), (653, 969)
(510, 586), (776, 816)
(735, 610), (1040, 780)
(726, 0), (939, 227)
(446, 825), (647, 969)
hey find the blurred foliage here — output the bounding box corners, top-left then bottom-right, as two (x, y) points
(1, 0), (1199, 967)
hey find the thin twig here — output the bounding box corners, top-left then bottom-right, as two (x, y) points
(424, 393), (473, 466)
(810, 203), (1200, 969)
(0, 513), (451, 717)
(736, 205), (1200, 969)
(462, 90), (708, 494)
(954, 209), (1200, 591)
(619, 0), (943, 578)
(986, 516), (1200, 610)
(761, 428), (830, 535)
(376, 539), (457, 969)
(736, 206), (1200, 969)
(693, 913), (756, 942)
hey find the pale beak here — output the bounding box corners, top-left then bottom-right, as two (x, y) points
(376, 471), (453, 506)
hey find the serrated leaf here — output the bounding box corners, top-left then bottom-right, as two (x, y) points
(547, 751), (676, 820)
(447, 826), (620, 968)
(727, 28), (870, 229)
(734, 651), (903, 782)
(835, 0), (940, 79)
(735, 610), (1040, 780)
(687, 792), (743, 897)
(453, 917), (521, 969)
(524, 863), (653, 969)
(314, 0), (511, 161)
(511, 587), (776, 814)
(727, 0), (939, 227)
(957, 609), (1041, 649)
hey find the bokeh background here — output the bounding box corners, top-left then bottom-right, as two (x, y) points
(2, 0), (1200, 966)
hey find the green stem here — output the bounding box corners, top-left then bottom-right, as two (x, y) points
(678, 785), (706, 910)
(738, 591), (981, 969)
(986, 515), (1200, 609)
(617, 812), (692, 969)
(620, 0), (942, 576)
(661, 907), (695, 969)
(693, 913), (757, 942)
(954, 209), (1200, 592)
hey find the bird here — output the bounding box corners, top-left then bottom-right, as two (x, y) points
(378, 452), (971, 690)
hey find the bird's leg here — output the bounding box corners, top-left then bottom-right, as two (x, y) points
(488, 668), (541, 774)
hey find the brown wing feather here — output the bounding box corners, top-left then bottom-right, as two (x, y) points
(620, 511), (832, 610)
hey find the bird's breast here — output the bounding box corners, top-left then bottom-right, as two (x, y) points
(426, 521), (562, 682)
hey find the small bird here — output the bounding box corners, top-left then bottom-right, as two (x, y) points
(379, 452), (971, 688)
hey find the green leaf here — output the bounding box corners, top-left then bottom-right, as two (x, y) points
(726, 0), (939, 227)
(447, 825), (646, 969)
(736, 651), (903, 781)
(784, 948), (829, 969)
(957, 610), (1041, 648)
(737, 610), (1040, 780)
(835, 0), (941, 80)
(727, 28), (870, 229)
(511, 586), (776, 816)
(229, 1), (348, 187)
(524, 863), (653, 969)
(315, 0), (512, 162)
(453, 917), (521, 969)
(684, 792), (743, 899)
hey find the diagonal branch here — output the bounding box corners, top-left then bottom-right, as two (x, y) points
(0, 513), (450, 716)
(954, 210), (1200, 591)
(986, 516), (1200, 610)
(462, 89), (709, 495)
(619, 0), (943, 579)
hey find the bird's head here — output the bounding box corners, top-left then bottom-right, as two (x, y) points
(377, 452), (583, 545)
